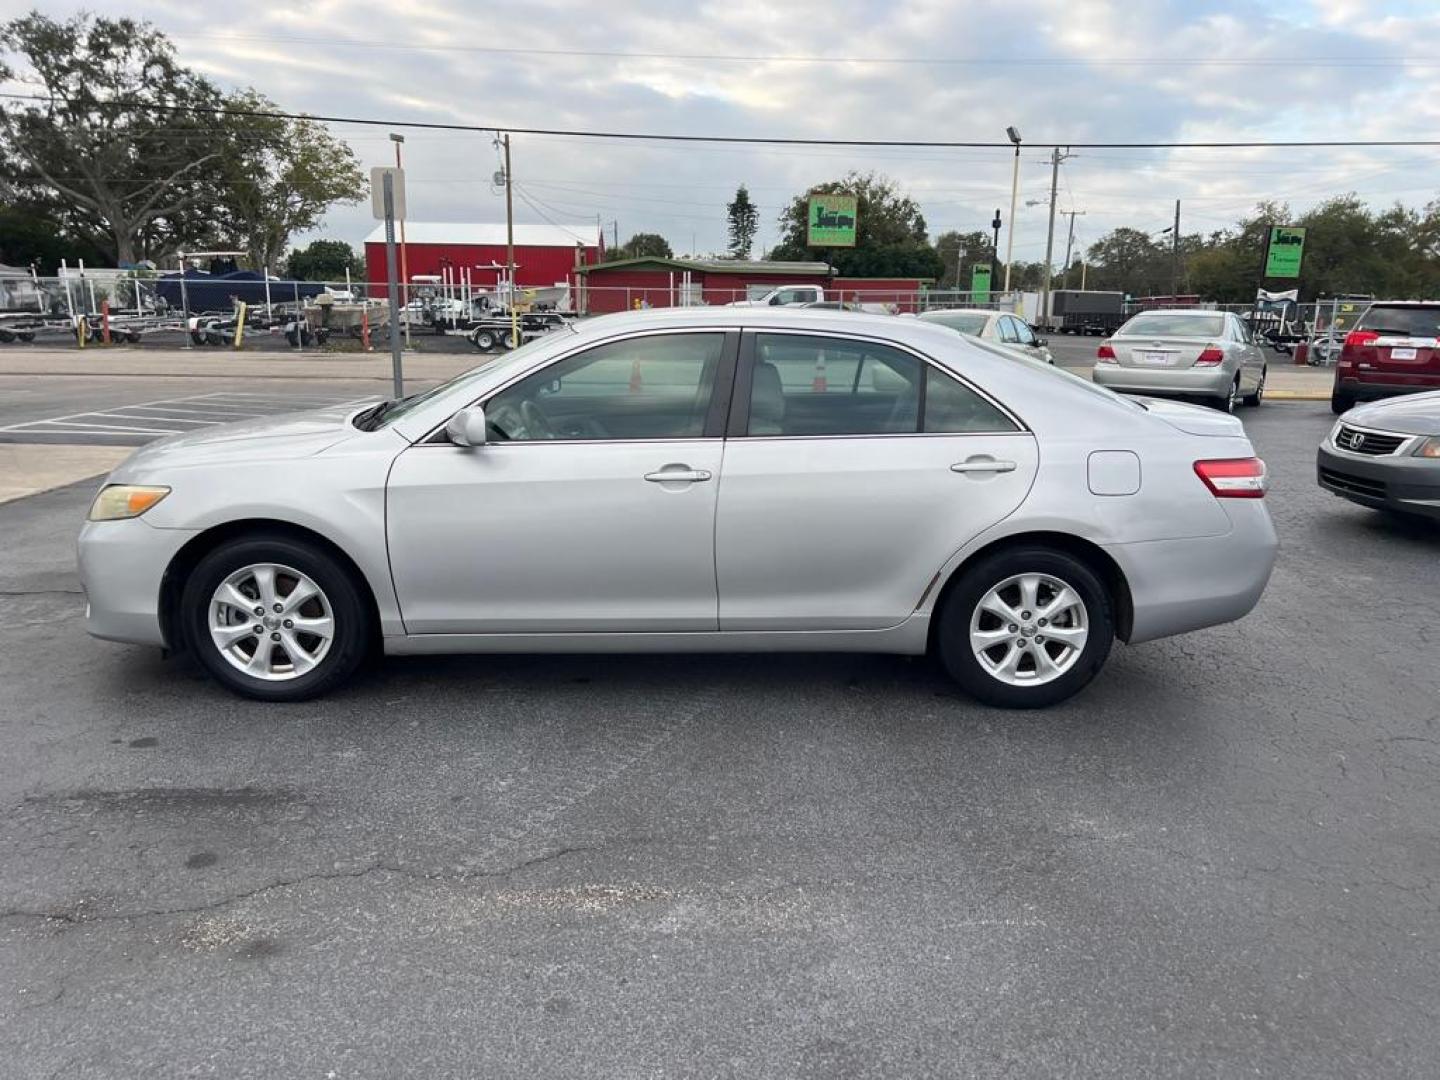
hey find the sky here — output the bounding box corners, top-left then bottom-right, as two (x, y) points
(4, 0), (1440, 263)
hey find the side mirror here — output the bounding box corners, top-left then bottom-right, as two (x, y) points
(1033, 337), (1047, 347)
(445, 405), (488, 447)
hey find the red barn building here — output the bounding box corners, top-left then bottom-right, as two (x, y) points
(577, 257), (932, 313)
(363, 222), (602, 291)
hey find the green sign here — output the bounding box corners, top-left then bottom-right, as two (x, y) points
(970, 264), (992, 302)
(1264, 226), (1306, 278)
(807, 195), (858, 247)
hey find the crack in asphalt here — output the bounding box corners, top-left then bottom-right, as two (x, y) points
(0, 844), (597, 928)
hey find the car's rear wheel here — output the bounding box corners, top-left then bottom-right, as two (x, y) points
(1243, 367), (1266, 407)
(1331, 390), (1355, 415)
(1212, 376), (1239, 413)
(936, 547), (1114, 709)
(181, 534), (370, 702)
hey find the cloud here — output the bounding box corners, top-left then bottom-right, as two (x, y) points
(4, 0), (1437, 259)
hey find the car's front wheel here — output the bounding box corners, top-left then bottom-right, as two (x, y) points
(181, 534), (371, 701)
(936, 547), (1114, 709)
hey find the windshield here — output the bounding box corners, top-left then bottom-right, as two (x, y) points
(366, 334), (561, 428)
(1119, 312), (1225, 338)
(922, 312), (990, 336)
(1356, 305), (1440, 337)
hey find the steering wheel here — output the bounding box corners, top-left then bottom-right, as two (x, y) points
(519, 399), (557, 440)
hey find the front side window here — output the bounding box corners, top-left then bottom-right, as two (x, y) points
(1013, 320), (1037, 346)
(746, 333), (1020, 437)
(485, 333), (723, 441)
(998, 317), (1020, 344)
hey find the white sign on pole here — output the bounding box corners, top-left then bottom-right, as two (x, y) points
(370, 166), (406, 220)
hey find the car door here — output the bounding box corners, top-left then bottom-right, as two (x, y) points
(715, 330), (1039, 632)
(1231, 314), (1262, 391)
(386, 330), (737, 634)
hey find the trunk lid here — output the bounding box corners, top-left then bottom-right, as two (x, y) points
(1137, 396), (1246, 437)
(1113, 335), (1216, 370)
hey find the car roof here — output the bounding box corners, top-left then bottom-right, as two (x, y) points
(569, 305), (973, 352)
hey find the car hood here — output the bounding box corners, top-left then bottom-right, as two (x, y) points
(1345, 391), (1440, 435)
(1137, 396), (1245, 437)
(113, 404), (371, 476)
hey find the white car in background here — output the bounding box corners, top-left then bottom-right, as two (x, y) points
(918, 308), (1056, 365)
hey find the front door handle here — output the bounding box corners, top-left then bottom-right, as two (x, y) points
(644, 467), (712, 483)
(951, 459), (1017, 474)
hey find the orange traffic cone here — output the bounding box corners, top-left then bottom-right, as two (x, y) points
(629, 359), (643, 392)
(811, 354), (828, 393)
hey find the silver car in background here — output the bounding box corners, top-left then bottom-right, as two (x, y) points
(1094, 309), (1268, 412)
(77, 308), (1276, 709)
(918, 308), (1056, 364)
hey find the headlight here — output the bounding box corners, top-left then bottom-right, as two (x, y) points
(88, 484), (170, 521)
(1416, 438), (1440, 459)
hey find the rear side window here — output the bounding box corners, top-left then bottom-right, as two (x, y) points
(1121, 312), (1225, 337)
(1356, 306), (1440, 338)
(746, 333), (1018, 436)
(922, 312), (990, 336)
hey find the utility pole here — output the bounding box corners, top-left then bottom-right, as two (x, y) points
(1171, 199), (1181, 296)
(390, 133), (411, 348)
(1060, 209), (1086, 289)
(1039, 146), (1072, 332)
(613, 220), (619, 252)
(502, 133), (518, 348)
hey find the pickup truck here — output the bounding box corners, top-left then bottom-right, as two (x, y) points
(728, 285), (826, 307)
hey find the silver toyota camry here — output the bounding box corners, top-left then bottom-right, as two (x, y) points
(78, 308), (1277, 708)
(1094, 308), (1269, 412)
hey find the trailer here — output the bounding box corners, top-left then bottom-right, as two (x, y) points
(466, 311), (573, 352)
(1048, 290), (1127, 335)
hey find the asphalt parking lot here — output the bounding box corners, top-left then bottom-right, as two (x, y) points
(2, 397), (1437, 1078)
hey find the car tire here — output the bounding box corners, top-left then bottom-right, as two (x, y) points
(1212, 376), (1239, 413)
(1331, 390), (1355, 416)
(936, 547), (1115, 709)
(1243, 367), (1266, 407)
(181, 534), (371, 702)
(472, 329), (496, 351)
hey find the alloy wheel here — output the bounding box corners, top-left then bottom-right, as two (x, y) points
(208, 562), (335, 681)
(968, 572), (1089, 687)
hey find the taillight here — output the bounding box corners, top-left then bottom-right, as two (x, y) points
(1096, 343), (1117, 362)
(1344, 330), (1379, 349)
(1194, 457), (1267, 499)
(1194, 346), (1224, 366)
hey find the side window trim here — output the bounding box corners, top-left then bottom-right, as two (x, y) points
(727, 329), (1028, 440)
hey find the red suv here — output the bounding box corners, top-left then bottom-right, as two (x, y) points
(1331, 301), (1440, 414)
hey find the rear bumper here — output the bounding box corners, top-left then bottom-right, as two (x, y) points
(77, 519), (198, 647)
(1093, 365), (1233, 398)
(1316, 443), (1440, 520)
(1105, 500), (1277, 644)
(1333, 374), (1440, 402)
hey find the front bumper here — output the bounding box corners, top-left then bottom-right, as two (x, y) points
(1316, 443), (1440, 520)
(1093, 365), (1232, 398)
(77, 518), (198, 647)
(1106, 499), (1277, 644)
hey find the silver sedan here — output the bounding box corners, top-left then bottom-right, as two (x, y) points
(1094, 309), (1269, 412)
(78, 308), (1276, 708)
(917, 308), (1056, 364)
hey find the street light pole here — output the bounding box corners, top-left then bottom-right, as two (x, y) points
(390, 133), (410, 348)
(1003, 127), (1022, 293)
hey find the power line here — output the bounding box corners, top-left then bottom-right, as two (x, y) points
(162, 34), (1440, 69)
(4, 93), (1439, 149)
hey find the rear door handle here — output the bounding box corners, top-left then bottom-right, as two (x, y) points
(644, 467), (712, 483)
(951, 460), (1017, 474)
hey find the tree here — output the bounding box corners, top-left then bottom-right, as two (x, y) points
(285, 239), (362, 282)
(0, 12), (226, 265)
(933, 230), (994, 289)
(216, 90), (366, 273)
(769, 172), (944, 279)
(617, 232), (672, 259)
(726, 184), (759, 259)
(1083, 227), (1167, 296)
